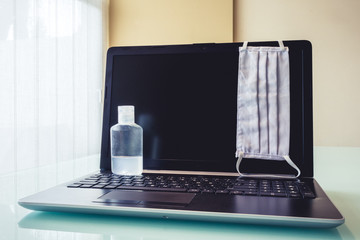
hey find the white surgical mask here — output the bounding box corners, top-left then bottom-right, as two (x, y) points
(235, 41), (301, 178)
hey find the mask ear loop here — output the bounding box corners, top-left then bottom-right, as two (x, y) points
(241, 41), (248, 50)
(278, 40), (285, 50)
(235, 151), (301, 179)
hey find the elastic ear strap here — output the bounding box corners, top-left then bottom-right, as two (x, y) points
(278, 40), (285, 50)
(235, 151), (244, 176)
(236, 153), (301, 179)
(283, 155), (301, 178)
(242, 41), (248, 50)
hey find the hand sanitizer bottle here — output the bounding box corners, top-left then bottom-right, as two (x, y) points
(110, 106), (143, 175)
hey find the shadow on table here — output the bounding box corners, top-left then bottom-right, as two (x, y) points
(18, 211), (352, 240)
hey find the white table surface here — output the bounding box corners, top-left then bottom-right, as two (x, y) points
(1, 147), (359, 240)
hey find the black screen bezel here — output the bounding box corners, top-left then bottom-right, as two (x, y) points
(100, 41), (313, 177)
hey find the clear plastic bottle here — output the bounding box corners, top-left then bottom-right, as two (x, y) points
(110, 106), (143, 175)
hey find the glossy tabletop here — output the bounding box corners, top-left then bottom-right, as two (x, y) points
(1, 147), (359, 240)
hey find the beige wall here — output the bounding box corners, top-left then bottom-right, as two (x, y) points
(109, 0), (233, 46)
(234, 0), (360, 147)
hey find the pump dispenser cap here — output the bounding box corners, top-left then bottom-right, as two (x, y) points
(118, 105), (135, 124)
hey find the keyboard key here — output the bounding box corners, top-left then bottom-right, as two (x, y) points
(215, 190), (229, 194)
(260, 192), (273, 196)
(98, 179), (110, 183)
(230, 190), (243, 195)
(79, 184), (94, 188)
(202, 189), (214, 194)
(67, 183), (81, 188)
(288, 190), (299, 194)
(302, 192), (316, 198)
(79, 180), (98, 184)
(289, 193), (301, 198)
(188, 189), (200, 193)
(133, 183), (146, 187)
(244, 191), (258, 196)
(273, 189), (286, 193)
(260, 189), (271, 193)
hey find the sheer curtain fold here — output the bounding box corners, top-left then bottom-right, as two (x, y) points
(0, 0), (108, 176)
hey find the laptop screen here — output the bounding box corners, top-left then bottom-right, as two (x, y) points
(101, 41), (313, 177)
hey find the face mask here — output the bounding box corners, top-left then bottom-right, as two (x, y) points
(235, 41), (301, 179)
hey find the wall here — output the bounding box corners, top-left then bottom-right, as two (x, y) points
(109, 0), (233, 46)
(234, 0), (360, 147)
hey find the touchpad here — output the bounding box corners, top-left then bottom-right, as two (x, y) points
(94, 190), (196, 206)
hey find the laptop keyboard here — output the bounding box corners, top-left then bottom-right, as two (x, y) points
(67, 173), (315, 199)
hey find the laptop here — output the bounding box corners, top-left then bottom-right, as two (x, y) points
(18, 40), (344, 228)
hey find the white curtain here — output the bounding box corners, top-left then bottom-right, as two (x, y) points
(0, 0), (108, 176)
